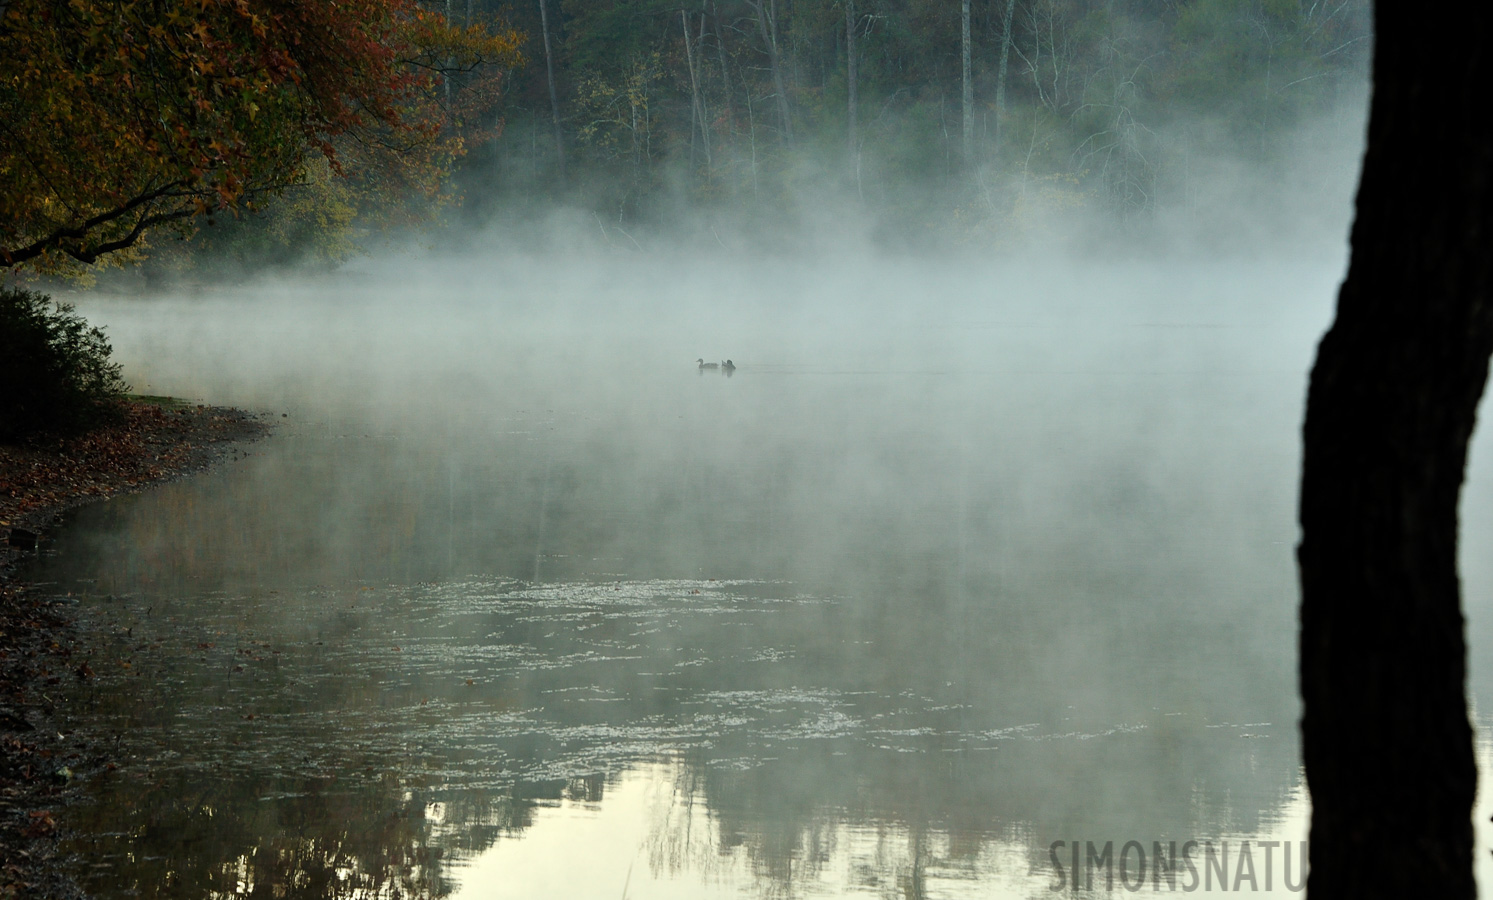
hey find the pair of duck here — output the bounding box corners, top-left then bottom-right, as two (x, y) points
(697, 358), (736, 372)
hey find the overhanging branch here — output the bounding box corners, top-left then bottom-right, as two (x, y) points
(1, 180), (195, 267)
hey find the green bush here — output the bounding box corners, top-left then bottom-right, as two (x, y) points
(0, 286), (129, 441)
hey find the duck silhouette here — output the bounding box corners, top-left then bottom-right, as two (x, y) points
(723, 359), (736, 374)
(697, 358), (720, 370)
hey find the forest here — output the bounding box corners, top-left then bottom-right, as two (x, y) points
(463, 0), (1371, 243)
(430, 0), (1371, 265)
(1, 0), (1374, 279)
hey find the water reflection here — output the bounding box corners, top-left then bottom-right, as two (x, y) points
(25, 257), (1373, 896)
(50, 568), (1301, 892)
(448, 760), (1314, 899)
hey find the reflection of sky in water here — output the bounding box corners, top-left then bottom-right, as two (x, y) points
(447, 760), (1314, 899)
(26, 254), (1493, 896)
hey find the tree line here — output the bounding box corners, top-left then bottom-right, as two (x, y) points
(1, 0), (1370, 274)
(460, 0), (1370, 235)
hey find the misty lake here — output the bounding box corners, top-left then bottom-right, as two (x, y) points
(24, 253), (1493, 897)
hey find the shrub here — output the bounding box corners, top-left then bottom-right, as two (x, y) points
(0, 286), (129, 441)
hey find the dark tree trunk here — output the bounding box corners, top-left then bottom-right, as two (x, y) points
(1299, 3), (1493, 898)
(537, 0), (566, 184)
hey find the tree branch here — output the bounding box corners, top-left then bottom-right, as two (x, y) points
(1, 180), (197, 267)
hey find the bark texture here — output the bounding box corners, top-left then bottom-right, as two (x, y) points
(1299, 3), (1493, 898)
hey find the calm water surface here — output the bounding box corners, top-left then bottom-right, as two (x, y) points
(25, 256), (1493, 897)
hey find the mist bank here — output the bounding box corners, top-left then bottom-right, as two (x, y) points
(449, 86), (1369, 259)
(119, 93), (1366, 285)
(38, 253), (1344, 898)
(38, 237), (1493, 900)
(62, 252), (1347, 645)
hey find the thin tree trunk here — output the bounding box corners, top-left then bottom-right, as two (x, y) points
(682, 9), (711, 169)
(745, 83), (759, 195)
(683, 9), (699, 167)
(846, 0), (857, 167)
(630, 99), (641, 179)
(538, 0), (566, 184)
(695, 9), (707, 167)
(1298, 2), (1493, 898)
(751, 0), (793, 144)
(712, 0), (734, 133)
(994, 0), (1015, 151)
(698, 8), (711, 154)
(961, 0), (972, 162)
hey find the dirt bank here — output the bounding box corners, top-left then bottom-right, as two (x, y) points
(0, 400), (268, 898)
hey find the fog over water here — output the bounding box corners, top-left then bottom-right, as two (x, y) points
(26, 193), (1493, 893)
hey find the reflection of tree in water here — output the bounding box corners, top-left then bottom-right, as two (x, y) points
(617, 642), (1299, 897)
(54, 602), (542, 899)
(40, 366), (1305, 897)
(70, 778), (446, 898)
(67, 769), (586, 899)
(640, 763), (711, 880)
(49, 553), (1300, 899)
(655, 586), (1301, 897)
(49, 556), (1301, 899)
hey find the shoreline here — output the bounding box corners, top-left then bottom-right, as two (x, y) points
(0, 399), (269, 898)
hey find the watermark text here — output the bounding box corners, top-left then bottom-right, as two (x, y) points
(1048, 840), (1306, 892)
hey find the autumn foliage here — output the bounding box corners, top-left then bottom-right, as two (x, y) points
(0, 0), (522, 271)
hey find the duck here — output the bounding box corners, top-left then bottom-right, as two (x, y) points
(722, 359), (736, 373)
(697, 358), (719, 370)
